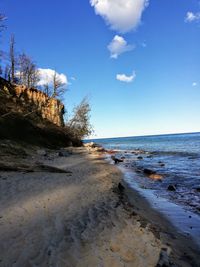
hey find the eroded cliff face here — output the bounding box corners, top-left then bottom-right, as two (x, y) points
(14, 85), (65, 127)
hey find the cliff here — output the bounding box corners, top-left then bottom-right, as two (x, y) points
(0, 77), (81, 147)
(1, 78), (64, 127)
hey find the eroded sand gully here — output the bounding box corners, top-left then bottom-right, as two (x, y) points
(0, 147), (168, 267)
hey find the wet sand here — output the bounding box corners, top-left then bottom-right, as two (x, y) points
(0, 143), (199, 266)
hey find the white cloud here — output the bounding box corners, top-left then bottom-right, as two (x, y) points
(185, 11), (200, 22)
(90, 0), (149, 33)
(37, 68), (68, 86)
(107, 35), (134, 59)
(116, 71), (136, 83)
(192, 82), (197, 87)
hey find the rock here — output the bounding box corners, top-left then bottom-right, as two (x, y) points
(137, 156), (143, 160)
(84, 142), (95, 148)
(106, 150), (118, 154)
(143, 168), (156, 175)
(149, 174), (163, 180)
(158, 161), (165, 167)
(167, 185), (176, 191)
(118, 182), (125, 192)
(93, 147), (105, 153)
(111, 156), (124, 164)
(195, 187), (200, 192)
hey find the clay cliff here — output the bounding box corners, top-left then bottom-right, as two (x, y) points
(0, 77), (81, 147)
(1, 78), (64, 127)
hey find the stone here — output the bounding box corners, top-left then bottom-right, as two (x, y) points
(149, 174), (163, 180)
(111, 156), (123, 164)
(143, 168), (156, 175)
(137, 156), (143, 160)
(167, 185), (176, 191)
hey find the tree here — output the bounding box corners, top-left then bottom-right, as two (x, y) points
(68, 98), (93, 139)
(0, 14), (6, 35)
(9, 34), (16, 83)
(43, 82), (52, 97)
(0, 14), (6, 74)
(52, 70), (66, 99)
(4, 64), (11, 81)
(18, 53), (39, 88)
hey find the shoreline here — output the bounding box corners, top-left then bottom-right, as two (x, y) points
(85, 142), (200, 266)
(0, 141), (199, 266)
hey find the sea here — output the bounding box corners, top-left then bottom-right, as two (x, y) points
(86, 132), (200, 245)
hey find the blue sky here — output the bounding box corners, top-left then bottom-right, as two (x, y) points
(0, 0), (200, 138)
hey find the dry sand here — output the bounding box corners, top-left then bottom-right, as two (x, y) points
(0, 143), (198, 267)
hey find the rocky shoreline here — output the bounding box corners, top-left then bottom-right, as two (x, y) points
(84, 142), (200, 266)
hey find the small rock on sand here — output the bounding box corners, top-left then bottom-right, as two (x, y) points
(149, 174), (163, 180)
(143, 169), (156, 175)
(167, 185), (176, 191)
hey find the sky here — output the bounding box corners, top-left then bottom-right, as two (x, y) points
(0, 0), (200, 138)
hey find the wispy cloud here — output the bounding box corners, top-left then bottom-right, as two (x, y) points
(116, 71), (136, 83)
(107, 35), (134, 59)
(37, 68), (68, 86)
(90, 0), (149, 33)
(192, 82), (198, 87)
(185, 11), (200, 23)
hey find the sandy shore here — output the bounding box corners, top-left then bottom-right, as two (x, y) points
(0, 142), (199, 267)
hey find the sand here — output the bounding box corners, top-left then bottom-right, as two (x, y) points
(0, 143), (199, 267)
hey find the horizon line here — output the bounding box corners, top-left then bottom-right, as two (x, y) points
(85, 131), (200, 141)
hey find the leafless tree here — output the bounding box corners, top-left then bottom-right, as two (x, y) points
(4, 64), (11, 81)
(67, 98), (93, 139)
(52, 70), (66, 99)
(0, 14), (6, 34)
(9, 34), (16, 83)
(0, 14), (6, 74)
(43, 82), (52, 97)
(18, 53), (39, 88)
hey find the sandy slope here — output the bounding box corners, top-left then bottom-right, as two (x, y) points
(0, 146), (165, 267)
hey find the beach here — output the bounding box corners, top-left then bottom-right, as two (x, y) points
(0, 142), (199, 267)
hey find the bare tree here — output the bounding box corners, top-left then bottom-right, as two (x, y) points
(0, 14), (6, 34)
(43, 82), (52, 97)
(9, 34), (16, 83)
(4, 64), (11, 81)
(52, 70), (66, 99)
(0, 14), (6, 74)
(68, 98), (93, 139)
(18, 53), (39, 88)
